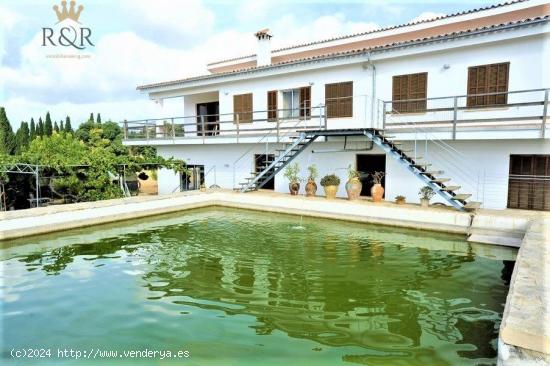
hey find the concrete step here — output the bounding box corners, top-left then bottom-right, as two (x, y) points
(441, 185), (461, 192)
(432, 178), (451, 183)
(451, 193), (472, 201)
(464, 201), (482, 211)
(421, 170), (444, 175)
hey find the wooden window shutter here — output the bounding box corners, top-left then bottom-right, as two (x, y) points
(467, 62), (509, 107)
(325, 81), (353, 118)
(267, 90), (277, 121)
(392, 73), (427, 113)
(299, 86), (311, 118)
(234, 93), (253, 123)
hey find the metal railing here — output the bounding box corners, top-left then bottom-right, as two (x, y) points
(122, 105), (327, 143)
(382, 88), (549, 138)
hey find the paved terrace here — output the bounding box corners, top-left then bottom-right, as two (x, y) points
(1, 189), (548, 364)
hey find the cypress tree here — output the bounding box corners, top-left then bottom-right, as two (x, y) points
(37, 117), (44, 136)
(15, 121), (30, 154)
(60, 119), (65, 132)
(30, 118), (36, 140)
(0, 107), (16, 155)
(89, 113), (94, 122)
(65, 116), (73, 133)
(54, 121), (59, 133)
(96, 113), (101, 124)
(44, 112), (53, 136)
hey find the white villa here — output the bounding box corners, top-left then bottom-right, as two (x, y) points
(123, 0), (550, 211)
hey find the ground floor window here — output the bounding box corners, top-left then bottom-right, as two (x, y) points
(181, 165), (205, 191)
(356, 154), (386, 197)
(507, 155), (550, 211)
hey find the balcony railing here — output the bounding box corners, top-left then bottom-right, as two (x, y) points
(381, 88), (549, 138)
(122, 106), (327, 143)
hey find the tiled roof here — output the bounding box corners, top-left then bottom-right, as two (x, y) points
(207, 0), (527, 67)
(138, 15), (548, 91)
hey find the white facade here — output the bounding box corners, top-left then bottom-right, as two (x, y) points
(126, 12), (550, 211)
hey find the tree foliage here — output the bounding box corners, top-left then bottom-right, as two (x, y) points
(15, 121), (30, 155)
(44, 112), (53, 136)
(0, 107), (16, 155)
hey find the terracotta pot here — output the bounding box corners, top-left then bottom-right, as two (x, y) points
(305, 180), (317, 197)
(323, 185), (338, 199)
(395, 198), (406, 205)
(289, 182), (300, 195)
(420, 198), (430, 207)
(345, 177), (362, 200)
(371, 183), (384, 202)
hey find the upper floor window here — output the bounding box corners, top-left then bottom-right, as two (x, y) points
(467, 62), (509, 107)
(325, 81), (353, 118)
(281, 87), (311, 119)
(233, 93), (253, 123)
(392, 73), (427, 113)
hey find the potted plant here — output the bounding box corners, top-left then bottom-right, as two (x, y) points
(345, 164), (362, 200)
(395, 195), (406, 205)
(419, 186), (435, 207)
(370, 171), (385, 202)
(283, 162), (301, 195)
(320, 174), (340, 199)
(305, 164), (318, 197)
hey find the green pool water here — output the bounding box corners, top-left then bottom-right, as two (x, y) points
(1, 207), (517, 365)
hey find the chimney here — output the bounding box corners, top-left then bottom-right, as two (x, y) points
(254, 28), (272, 67)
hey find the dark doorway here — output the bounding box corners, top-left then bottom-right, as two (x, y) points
(181, 165), (205, 191)
(196, 102), (219, 136)
(254, 154), (275, 190)
(356, 154), (386, 197)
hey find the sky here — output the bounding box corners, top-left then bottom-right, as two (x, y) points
(0, 0), (499, 129)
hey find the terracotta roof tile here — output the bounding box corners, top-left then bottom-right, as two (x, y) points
(138, 15), (548, 91)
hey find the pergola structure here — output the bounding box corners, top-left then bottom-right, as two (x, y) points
(0, 163), (41, 211)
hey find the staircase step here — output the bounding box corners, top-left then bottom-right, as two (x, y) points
(441, 185), (461, 191)
(431, 178), (451, 183)
(464, 201), (481, 210)
(451, 193), (472, 201)
(420, 170), (444, 175)
(411, 163), (432, 168)
(382, 135), (396, 139)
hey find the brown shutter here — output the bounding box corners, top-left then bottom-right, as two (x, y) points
(233, 94), (242, 122)
(325, 81), (353, 118)
(234, 93), (253, 123)
(467, 62), (509, 107)
(267, 90), (277, 121)
(392, 73), (427, 113)
(243, 93), (253, 123)
(299, 86), (311, 118)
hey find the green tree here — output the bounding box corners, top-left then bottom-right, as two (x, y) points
(30, 118), (36, 140)
(44, 112), (53, 136)
(88, 113), (94, 122)
(0, 107), (16, 155)
(54, 121), (59, 133)
(37, 117), (44, 136)
(60, 119), (65, 132)
(65, 116), (73, 133)
(15, 122), (30, 154)
(96, 113), (101, 124)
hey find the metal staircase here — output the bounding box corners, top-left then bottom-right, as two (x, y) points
(237, 128), (481, 211)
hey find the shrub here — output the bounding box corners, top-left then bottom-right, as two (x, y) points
(419, 186), (436, 200)
(320, 174), (340, 187)
(283, 162), (300, 183)
(307, 164), (318, 181)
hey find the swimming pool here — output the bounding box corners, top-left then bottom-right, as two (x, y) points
(1, 207), (517, 365)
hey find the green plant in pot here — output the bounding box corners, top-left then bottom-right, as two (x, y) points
(395, 195), (406, 205)
(419, 186), (435, 207)
(305, 164), (318, 197)
(320, 174), (340, 199)
(283, 162), (301, 195)
(345, 164), (362, 200)
(370, 171), (386, 202)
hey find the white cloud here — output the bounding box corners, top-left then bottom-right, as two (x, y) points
(410, 11), (446, 24)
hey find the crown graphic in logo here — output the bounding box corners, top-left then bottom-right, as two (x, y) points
(53, 1), (84, 23)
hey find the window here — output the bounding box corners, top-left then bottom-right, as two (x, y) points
(325, 81), (353, 118)
(392, 73), (427, 113)
(467, 62), (509, 107)
(282, 89), (300, 119)
(508, 155), (550, 211)
(267, 90), (277, 121)
(233, 93), (253, 123)
(299, 86), (311, 119)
